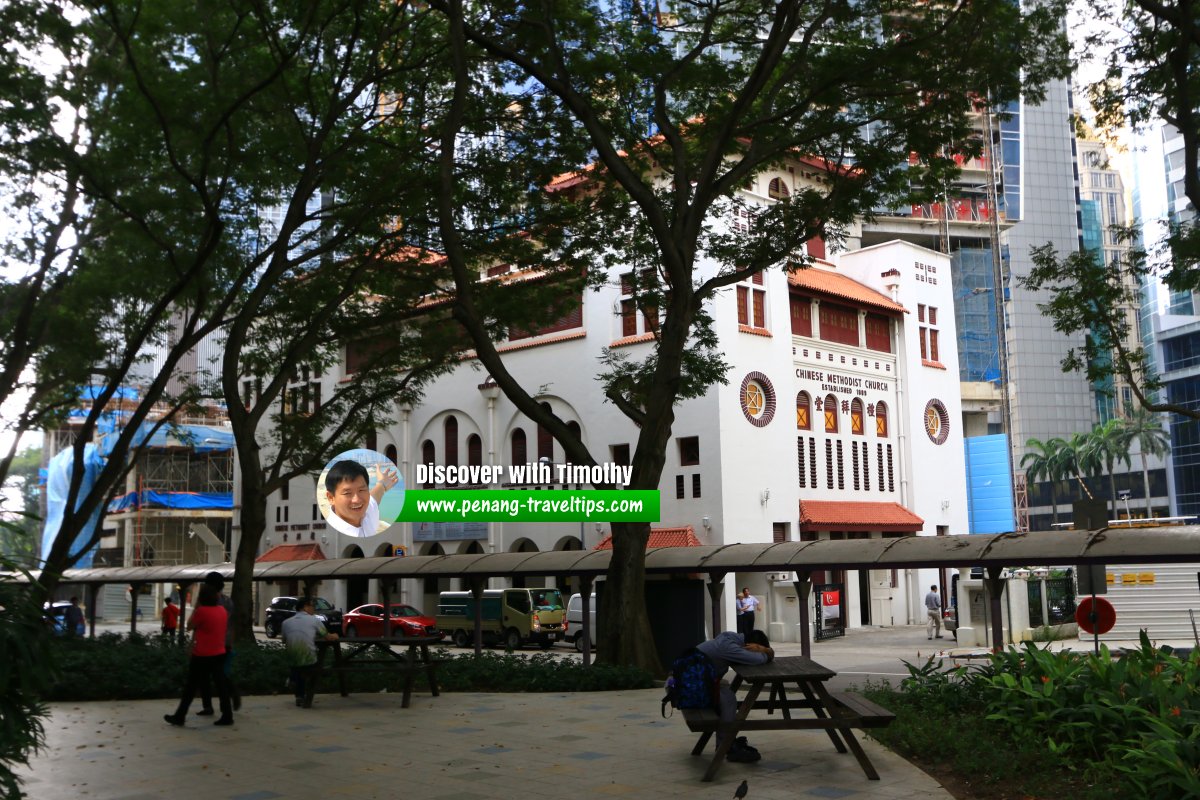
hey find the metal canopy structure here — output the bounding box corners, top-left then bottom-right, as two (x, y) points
(25, 527), (1200, 660)
(28, 526), (1200, 586)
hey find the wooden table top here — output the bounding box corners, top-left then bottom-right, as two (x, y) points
(732, 655), (837, 682)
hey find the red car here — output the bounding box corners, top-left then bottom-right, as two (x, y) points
(341, 603), (443, 639)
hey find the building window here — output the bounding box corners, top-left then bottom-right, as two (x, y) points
(819, 302), (858, 346)
(768, 177), (790, 199)
(509, 288), (584, 341)
(798, 437), (807, 487)
(790, 295), (813, 336)
(619, 269), (659, 337)
(384, 444), (398, 464)
(836, 440), (845, 490)
(875, 401), (888, 437)
(823, 394), (838, 433)
(861, 441), (870, 491)
(864, 313), (891, 352)
(796, 392), (811, 430)
(852, 441), (860, 490)
(851, 399), (864, 435)
(678, 436), (700, 466)
(887, 444), (895, 492)
(511, 428), (527, 466)
(737, 277), (766, 329)
(825, 440), (834, 488)
(676, 475), (685, 499)
(467, 434), (482, 468)
(920, 306), (941, 364)
(809, 439), (817, 488)
(773, 522), (788, 543)
(421, 440), (436, 488)
(877, 443), (885, 492)
(444, 416), (458, 466)
(692, 473), (701, 498)
(611, 443), (631, 466)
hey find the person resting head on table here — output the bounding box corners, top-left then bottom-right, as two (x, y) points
(696, 629), (774, 762)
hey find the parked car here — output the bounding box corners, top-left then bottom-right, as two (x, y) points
(43, 601), (85, 637)
(943, 606), (957, 639)
(566, 592), (597, 652)
(341, 603), (442, 639)
(263, 596), (342, 638)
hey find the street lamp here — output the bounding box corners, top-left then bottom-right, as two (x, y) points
(1119, 489), (1132, 525)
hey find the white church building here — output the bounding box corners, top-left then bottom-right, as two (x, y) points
(262, 165), (969, 643)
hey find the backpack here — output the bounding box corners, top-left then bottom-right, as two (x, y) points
(661, 647), (719, 718)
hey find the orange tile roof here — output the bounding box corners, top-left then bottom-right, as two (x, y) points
(255, 543), (327, 563)
(799, 500), (923, 533)
(788, 268), (906, 315)
(593, 525), (702, 550)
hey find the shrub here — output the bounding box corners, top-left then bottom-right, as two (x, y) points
(43, 637), (652, 701)
(0, 571), (54, 800)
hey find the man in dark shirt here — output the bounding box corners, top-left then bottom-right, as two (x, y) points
(696, 629), (774, 762)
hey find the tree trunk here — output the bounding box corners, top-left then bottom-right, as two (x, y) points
(596, 519), (660, 674)
(229, 448), (268, 646)
(1141, 452), (1152, 518)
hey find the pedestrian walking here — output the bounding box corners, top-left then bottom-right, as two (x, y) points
(925, 585), (943, 640)
(164, 583), (233, 727)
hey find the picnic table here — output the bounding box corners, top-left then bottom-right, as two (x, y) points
(308, 634), (445, 708)
(681, 655), (894, 782)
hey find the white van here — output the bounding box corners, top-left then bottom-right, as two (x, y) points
(566, 593), (597, 652)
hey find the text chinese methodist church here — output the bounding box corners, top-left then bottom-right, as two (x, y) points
(263, 170), (968, 643)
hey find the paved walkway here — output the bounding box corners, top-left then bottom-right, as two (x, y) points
(20, 679), (951, 800)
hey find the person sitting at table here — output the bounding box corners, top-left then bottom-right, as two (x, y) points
(282, 596), (338, 708)
(696, 629), (774, 763)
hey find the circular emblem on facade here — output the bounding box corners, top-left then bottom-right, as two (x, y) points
(924, 399), (950, 445)
(739, 372), (776, 427)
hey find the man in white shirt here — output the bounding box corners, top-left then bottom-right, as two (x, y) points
(924, 585), (943, 640)
(736, 588), (759, 635)
(324, 460), (397, 537)
(282, 597), (338, 707)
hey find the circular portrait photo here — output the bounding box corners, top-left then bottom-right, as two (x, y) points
(317, 448), (405, 538)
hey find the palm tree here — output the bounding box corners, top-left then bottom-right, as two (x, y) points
(1021, 437), (1065, 527)
(1120, 408), (1171, 518)
(1088, 419), (1131, 520)
(1057, 433), (1098, 502)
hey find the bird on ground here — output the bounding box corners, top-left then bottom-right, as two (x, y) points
(733, 779), (749, 799)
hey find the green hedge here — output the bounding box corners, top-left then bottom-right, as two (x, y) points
(44, 634), (653, 701)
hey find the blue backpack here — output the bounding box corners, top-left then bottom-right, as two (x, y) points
(661, 647), (718, 717)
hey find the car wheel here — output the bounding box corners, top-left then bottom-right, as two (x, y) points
(264, 620), (278, 639)
(453, 629), (471, 648)
(505, 628), (521, 650)
(345, 625), (357, 638)
(573, 633), (585, 653)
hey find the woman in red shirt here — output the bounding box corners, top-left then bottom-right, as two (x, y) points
(164, 583), (233, 726)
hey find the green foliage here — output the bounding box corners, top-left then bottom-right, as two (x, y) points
(43, 636), (652, 701)
(0, 574), (54, 800)
(871, 632), (1200, 799)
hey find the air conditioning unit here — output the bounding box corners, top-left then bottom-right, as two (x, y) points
(767, 572), (793, 583)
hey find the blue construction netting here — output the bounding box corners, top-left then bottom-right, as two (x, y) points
(97, 422), (234, 456)
(107, 490), (233, 513)
(964, 434), (1015, 534)
(40, 444), (105, 569)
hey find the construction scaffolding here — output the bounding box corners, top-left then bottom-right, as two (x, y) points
(104, 423), (235, 567)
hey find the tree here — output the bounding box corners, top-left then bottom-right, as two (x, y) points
(1058, 432), (1099, 503)
(0, 446), (41, 564)
(419, 0), (1070, 670)
(1120, 408), (1171, 518)
(1088, 418), (1131, 519)
(1021, 437), (1066, 527)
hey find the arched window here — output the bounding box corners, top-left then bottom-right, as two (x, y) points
(511, 428), (527, 466)
(875, 401), (889, 437)
(851, 399), (865, 435)
(467, 434), (482, 468)
(421, 440), (435, 488)
(444, 415), (459, 466)
(384, 444), (398, 464)
(824, 394), (839, 433)
(796, 392), (811, 430)
(768, 177), (790, 199)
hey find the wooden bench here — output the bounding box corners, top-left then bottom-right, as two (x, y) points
(829, 691), (895, 728)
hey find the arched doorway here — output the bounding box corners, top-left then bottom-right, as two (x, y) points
(509, 538), (540, 588)
(343, 544), (367, 609)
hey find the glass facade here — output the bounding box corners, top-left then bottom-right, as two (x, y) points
(951, 246), (1000, 382)
(1167, 375), (1200, 518)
